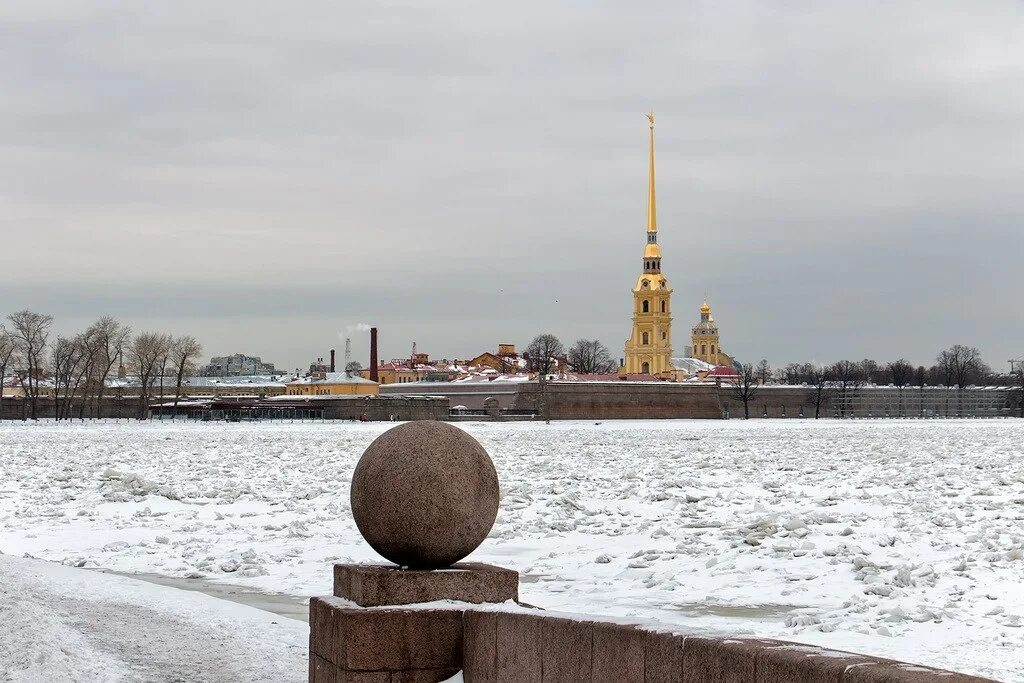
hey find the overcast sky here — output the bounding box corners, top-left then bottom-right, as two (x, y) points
(2, 1), (1021, 371)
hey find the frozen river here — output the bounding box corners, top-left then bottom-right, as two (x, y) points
(0, 419), (1021, 681)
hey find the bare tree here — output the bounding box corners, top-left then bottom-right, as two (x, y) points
(914, 365), (928, 417)
(525, 333), (564, 378)
(728, 363), (760, 419)
(50, 335), (90, 420)
(781, 363), (804, 385)
(0, 327), (14, 420)
(828, 360), (865, 418)
(887, 358), (914, 417)
(86, 317), (131, 418)
(937, 345), (983, 416)
(950, 345), (983, 390)
(755, 359), (772, 385)
(804, 363), (831, 419)
(128, 332), (173, 419)
(1013, 364), (1024, 419)
(860, 359), (882, 385)
(567, 339), (615, 374)
(156, 340), (173, 409)
(935, 350), (957, 416)
(170, 336), (203, 408)
(7, 310), (54, 419)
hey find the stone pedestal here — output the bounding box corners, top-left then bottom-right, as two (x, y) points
(310, 563), (519, 682)
(334, 563), (518, 608)
(309, 598), (463, 683)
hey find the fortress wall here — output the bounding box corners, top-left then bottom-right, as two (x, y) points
(512, 382), (724, 419)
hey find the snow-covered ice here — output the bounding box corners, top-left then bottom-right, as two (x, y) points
(1, 419), (1021, 681)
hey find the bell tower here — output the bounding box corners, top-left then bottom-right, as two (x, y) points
(691, 299), (721, 365)
(623, 112), (673, 375)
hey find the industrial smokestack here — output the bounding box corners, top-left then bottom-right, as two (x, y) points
(330, 349), (336, 373)
(369, 327), (379, 382)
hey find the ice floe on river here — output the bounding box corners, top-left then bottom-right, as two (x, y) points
(0, 419), (1021, 680)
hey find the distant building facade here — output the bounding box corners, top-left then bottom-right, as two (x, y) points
(201, 353), (279, 377)
(285, 372), (380, 396)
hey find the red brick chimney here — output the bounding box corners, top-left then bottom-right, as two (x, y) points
(369, 328), (379, 382)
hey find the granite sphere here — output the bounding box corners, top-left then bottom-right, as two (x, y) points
(351, 421), (499, 569)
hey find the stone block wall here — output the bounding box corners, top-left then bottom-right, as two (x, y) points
(459, 610), (996, 682)
(717, 386), (1015, 420)
(309, 598), (462, 682)
(319, 396), (449, 421)
(717, 387), (818, 419)
(309, 600), (996, 681)
(0, 397), (145, 420)
(512, 382), (724, 420)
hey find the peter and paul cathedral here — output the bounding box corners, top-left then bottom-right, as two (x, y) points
(622, 114), (735, 377)
(623, 112), (674, 376)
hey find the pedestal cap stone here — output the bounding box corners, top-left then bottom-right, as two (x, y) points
(351, 421), (499, 569)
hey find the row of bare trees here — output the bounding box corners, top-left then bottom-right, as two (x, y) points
(777, 345), (997, 390)
(1, 310), (203, 420)
(128, 332), (204, 418)
(731, 345), (1016, 419)
(523, 334), (619, 376)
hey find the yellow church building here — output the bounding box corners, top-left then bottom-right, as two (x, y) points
(621, 113), (735, 378)
(623, 112), (674, 376)
(690, 299), (734, 368)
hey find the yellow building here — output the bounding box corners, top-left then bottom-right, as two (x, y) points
(691, 299), (735, 368)
(285, 372), (379, 396)
(623, 112), (674, 376)
(359, 363), (422, 385)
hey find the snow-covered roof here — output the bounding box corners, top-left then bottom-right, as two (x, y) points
(672, 357), (715, 375)
(706, 365), (739, 378)
(184, 376), (290, 388)
(287, 372), (377, 386)
(452, 373), (532, 384)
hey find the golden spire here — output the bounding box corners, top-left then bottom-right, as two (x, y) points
(646, 111), (656, 233)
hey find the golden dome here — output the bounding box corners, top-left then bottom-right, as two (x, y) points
(700, 300), (711, 314)
(643, 242), (662, 259)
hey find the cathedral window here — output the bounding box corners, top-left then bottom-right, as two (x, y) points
(710, 344), (715, 354)
(701, 344), (707, 355)
(661, 301), (666, 313)
(642, 332), (649, 345)
(642, 362), (650, 374)
(641, 280), (650, 289)
(642, 300), (649, 313)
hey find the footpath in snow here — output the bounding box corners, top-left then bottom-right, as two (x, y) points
(0, 553), (307, 681)
(0, 419), (1021, 681)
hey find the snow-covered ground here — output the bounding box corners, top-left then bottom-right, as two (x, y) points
(1, 419), (1021, 681)
(0, 553), (307, 681)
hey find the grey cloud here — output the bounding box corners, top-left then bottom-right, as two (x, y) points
(1, 1), (1021, 370)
